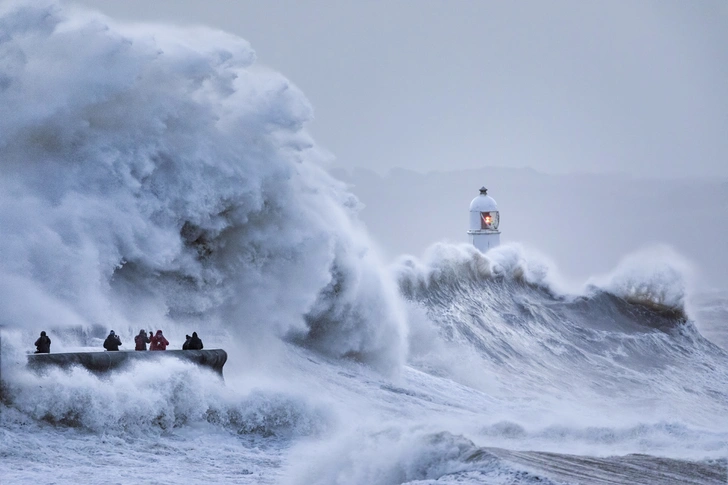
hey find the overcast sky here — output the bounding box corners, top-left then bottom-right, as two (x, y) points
(73, 0), (728, 179)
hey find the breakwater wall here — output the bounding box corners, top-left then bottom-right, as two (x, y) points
(27, 349), (228, 377)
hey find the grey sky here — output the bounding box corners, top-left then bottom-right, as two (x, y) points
(73, 0), (728, 178)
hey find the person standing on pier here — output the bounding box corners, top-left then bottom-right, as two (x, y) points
(103, 330), (122, 351)
(134, 329), (151, 351)
(187, 332), (203, 350)
(34, 331), (51, 354)
(150, 330), (169, 351)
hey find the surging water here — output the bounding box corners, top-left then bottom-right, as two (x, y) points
(1, 2), (726, 484)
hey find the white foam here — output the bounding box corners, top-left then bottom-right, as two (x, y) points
(1, 4), (727, 484)
(0, 0), (406, 372)
(587, 244), (694, 310)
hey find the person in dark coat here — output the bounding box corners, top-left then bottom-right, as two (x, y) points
(187, 332), (203, 350)
(134, 329), (151, 351)
(149, 330), (169, 351)
(34, 331), (51, 354)
(103, 330), (122, 351)
(182, 335), (191, 350)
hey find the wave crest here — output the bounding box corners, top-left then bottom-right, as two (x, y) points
(394, 243), (562, 300)
(587, 245), (694, 317)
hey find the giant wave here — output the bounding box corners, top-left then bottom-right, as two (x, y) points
(0, 0), (405, 372)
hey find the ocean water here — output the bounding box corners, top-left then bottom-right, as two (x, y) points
(1, 2), (727, 484)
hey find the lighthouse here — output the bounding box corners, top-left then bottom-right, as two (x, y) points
(467, 186), (500, 252)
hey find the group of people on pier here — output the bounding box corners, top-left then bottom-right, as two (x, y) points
(33, 329), (203, 353)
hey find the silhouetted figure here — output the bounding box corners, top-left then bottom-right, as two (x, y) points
(34, 331), (51, 354)
(103, 330), (122, 351)
(134, 329), (151, 351)
(187, 332), (203, 350)
(182, 335), (191, 350)
(149, 330), (169, 351)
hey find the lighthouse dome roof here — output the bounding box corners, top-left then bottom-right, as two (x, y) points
(469, 187), (498, 212)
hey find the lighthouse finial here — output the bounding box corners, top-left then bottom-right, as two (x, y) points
(479, 186), (488, 195)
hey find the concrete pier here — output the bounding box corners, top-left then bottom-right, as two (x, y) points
(27, 349), (228, 377)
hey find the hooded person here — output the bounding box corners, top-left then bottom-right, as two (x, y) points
(149, 330), (169, 351)
(103, 330), (122, 351)
(187, 332), (203, 350)
(134, 329), (151, 351)
(34, 331), (51, 354)
(182, 335), (191, 350)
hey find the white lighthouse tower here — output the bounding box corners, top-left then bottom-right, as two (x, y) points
(467, 186), (501, 252)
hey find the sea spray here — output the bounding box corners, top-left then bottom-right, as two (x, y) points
(1, 3), (728, 484)
(0, 0), (406, 372)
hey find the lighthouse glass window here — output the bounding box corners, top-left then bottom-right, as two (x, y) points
(480, 211), (499, 230)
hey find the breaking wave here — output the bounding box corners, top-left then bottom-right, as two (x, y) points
(395, 242), (728, 427)
(0, 358), (332, 439)
(1, 4), (728, 484)
(0, 0), (405, 372)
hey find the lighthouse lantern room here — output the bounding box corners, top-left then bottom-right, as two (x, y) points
(467, 186), (500, 252)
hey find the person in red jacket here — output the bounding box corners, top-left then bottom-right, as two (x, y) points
(149, 330), (169, 351)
